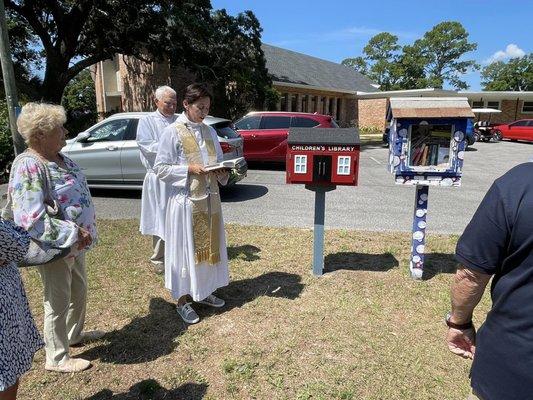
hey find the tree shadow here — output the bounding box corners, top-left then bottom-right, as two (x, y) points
(245, 161), (285, 171)
(77, 297), (186, 365)
(227, 245), (261, 261)
(85, 379), (208, 400)
(211, 271), (304, 313)
(324, 252), (399, 273)
(422, 252), (458, 280)
(220, 184), (268, 202)
(465, 146), (478, 152)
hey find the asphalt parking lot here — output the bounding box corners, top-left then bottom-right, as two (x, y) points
(1, 139), (532, 234)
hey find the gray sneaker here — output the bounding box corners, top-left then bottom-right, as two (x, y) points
(197, 294), (225, 308)
(176, 303), (200, 324)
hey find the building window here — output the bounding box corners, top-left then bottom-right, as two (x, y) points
(302, 95), (308, 112)
(294, 155), (307, 174)
(280, 93), (288, 111)
(487, 101), (500, 110)
(522, 101), (533, 113)
(337, 156), (351, 175)
(471, 100), (500, 109)
(471, 101), (484, 108)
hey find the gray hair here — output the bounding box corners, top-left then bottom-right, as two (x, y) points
(155, 85), (176, 100)
(17, 102), (66, 145)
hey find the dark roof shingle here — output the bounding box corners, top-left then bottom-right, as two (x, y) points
(262, 43), (378, 93)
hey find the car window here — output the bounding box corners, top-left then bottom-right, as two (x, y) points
(527, 120), (533, 127)
(235, 116), (261, 130)
(88, 119), (130, 142)
(213, 123), (240, 139)
(124, 119), (139, 140)
(291, 117), (320, 128)
(510, 120), (529, 127)
(260, 116), (291, 129)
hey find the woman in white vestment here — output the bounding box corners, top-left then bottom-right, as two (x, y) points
(153, 83), (230, 324)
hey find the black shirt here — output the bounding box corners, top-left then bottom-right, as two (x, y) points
(456, 163), (533, 400)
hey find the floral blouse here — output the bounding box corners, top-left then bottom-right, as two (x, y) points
(9, 153), (97, 256)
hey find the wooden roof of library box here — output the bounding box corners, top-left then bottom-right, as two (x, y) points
(389, 97), (474, 119)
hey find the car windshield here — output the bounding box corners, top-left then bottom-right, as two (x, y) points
(213, 123), (240, 139)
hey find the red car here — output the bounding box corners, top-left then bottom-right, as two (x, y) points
(234, 111), (339, 162)
(493, 119), (533, 142)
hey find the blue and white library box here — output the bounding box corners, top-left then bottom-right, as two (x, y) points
(386, 97), (474, 187)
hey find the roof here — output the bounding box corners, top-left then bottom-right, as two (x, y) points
(389, 97), (474, 118)
(288, 128), (360, 146)
(358, 88), (533, 101)
(262, 43), (378, 94)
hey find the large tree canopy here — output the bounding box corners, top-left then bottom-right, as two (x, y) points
(481, 54), (533, 91)
(342, 21), (478, 90)
(5, 0), (272, 118)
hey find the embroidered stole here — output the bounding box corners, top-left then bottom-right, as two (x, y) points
(175, 123), (221, 265)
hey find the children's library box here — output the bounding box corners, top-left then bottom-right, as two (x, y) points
(386, 97), (474, 186)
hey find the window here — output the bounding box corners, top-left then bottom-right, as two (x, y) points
(408, 124), (452, 168)
(472, 101), (484, 108)
(471, 100), (500, 110)
(337, 156), (351, 175)
(291, 117), (319, 128)
(522, 102), (533, 113)
(510, 120), (529, 127)
(260, 116), (291, 129)
(487, 101), (500, 110)
(214, 123), (240, 139)
(88, 119), (130, 142)
(234, 116), (261, 130)
(294, 155), (307, 174)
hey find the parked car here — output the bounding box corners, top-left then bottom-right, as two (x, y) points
(62, 112), (247, 189)
(492, 119), (533, 142)
(234, 111), (339, 162)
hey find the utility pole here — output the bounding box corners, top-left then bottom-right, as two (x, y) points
(0, 0), (25, 155)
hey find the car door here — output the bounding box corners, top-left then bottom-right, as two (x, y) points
(235, 115), (261, 160)
(526, 121), (533, 142)
(507, 120), (529, 140)
(120, 118), (147, 184)
(67, 118), (131, 183)
(254, 116), (291, 160)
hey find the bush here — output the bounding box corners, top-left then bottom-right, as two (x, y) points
(0, 101), (15, 183)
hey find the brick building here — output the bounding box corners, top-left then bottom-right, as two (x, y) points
(92, 43), (379, 126)
(358, 89), (533, 130)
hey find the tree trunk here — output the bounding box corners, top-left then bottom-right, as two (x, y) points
(40, 56), (70, 104)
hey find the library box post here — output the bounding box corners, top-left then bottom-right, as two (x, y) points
(286, 127), (360, 187)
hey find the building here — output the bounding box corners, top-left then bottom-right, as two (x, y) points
(93, 44), (378, 126)
(358, 89), (533, 130)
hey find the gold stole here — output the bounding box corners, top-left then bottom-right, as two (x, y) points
(175, 123), (222, 265)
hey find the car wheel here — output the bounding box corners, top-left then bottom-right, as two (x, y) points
(493, 130), (503, 142)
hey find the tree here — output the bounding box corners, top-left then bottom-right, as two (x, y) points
(342, 21), (478, 90)
(61, 69), (97, 134)
(481, 54), (533, 91)
(412, 21), (478, 90)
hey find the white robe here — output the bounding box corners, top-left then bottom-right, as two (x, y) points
(154, 113), (229, 301)
(136, 110), (177, 239)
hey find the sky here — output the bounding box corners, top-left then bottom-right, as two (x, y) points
(211, 0), (532, 91)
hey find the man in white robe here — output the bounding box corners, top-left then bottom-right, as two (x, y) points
(136, 86), (177, 274)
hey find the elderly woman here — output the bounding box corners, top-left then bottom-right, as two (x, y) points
(0, 219), (43, 400)
(154, 83), (230, 324)
(7, 102), (102, 373)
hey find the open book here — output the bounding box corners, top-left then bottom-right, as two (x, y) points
(204, 157), (246, 172)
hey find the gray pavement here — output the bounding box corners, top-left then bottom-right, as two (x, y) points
(1, 140), (532, 234)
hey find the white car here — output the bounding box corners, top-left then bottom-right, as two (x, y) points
(62, 112), (247, 189)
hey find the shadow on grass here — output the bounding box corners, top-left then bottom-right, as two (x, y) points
(227, 244), (261, 261)
(422, 252), (458, 280)
(77, 297), (186, 365)
(220, 184), (268, 202)
(324, 252), (399, 273)
(215, 271), (303, 311)
(85, 379), (207, 400)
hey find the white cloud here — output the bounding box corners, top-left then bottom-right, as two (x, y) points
(485, 44), (526, 64)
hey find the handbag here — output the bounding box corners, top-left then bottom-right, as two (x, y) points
(1, 152), (72, 266)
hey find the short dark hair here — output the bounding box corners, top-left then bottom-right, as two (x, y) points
(183, 83), (212, 104)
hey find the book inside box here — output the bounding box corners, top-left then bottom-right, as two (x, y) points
(408, 124), (453, 169)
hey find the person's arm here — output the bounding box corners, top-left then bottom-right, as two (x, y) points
(10, 158), (79, 249)
(136, 116), (159, 168)
(153, 127), (191, 187)
(446, 265), (491, 359)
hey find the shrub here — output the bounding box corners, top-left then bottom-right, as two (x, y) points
(0, 101), (15, 183)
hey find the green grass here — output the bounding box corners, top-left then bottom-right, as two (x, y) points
(18, 220), (489, 399)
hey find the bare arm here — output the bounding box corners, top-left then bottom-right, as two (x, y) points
(446, 265), (491, 359)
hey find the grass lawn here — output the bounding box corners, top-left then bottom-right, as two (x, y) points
(18, 220), (489, 400)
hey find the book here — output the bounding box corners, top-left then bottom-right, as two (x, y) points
(204, 157), (246, 172)
(420, 145), (429, 166)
